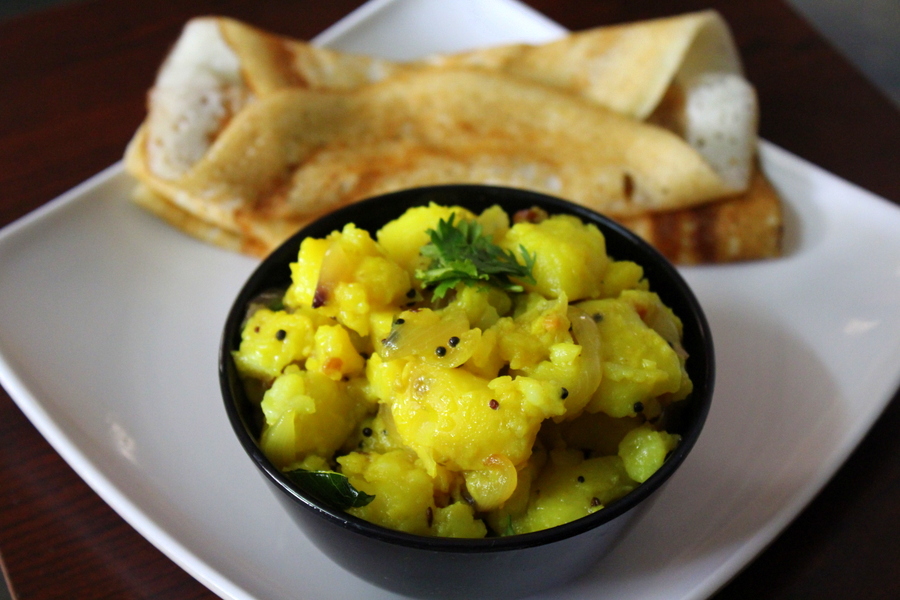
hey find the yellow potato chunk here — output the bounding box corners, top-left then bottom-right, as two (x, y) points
(618, 425), (680, 483)
(474, 204), (511, 241)
(518, 304), (603, 419)
(259, 367), (364, 469)
(463, 326), (505, 379)
(384, 362), (566, 474)
(346, 409), (404, 455)
(577, 298), (684, 417)
(493, 293), (572, 371)
(285, 223), (410, 336)
(305, 324), (366, 381)
(340, 449), (436, 536)
(501, 214), (609, 300)
(446, 285), (511, 331)
(283, 237), (329, 309)
(599, 260), (648, 298)
(377, 203), (476, 276)
(340, 449), (485, 538)
(621, 289), (693, 402)
(433, 502), (488, 539)
(233, 307), (326, 381)
(507, 450), (636, 534)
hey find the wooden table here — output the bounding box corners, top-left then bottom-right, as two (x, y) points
(1, 1), (898, 598)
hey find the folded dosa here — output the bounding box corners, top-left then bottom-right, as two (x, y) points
(131, 164), (780, 265)
(128, 67), (742, 237)
(140, 13), (756, 189)
(617, 165), (782, 263)
(125, 13), (780, 263)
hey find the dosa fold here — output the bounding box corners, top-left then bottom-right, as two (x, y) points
(124, 12), (781, 263)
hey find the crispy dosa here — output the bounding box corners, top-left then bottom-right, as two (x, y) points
(128, 67), (745, 239)
(139, 14), (756, 190)
(131, 164), (780, 265)
(125, 13), (781, 263)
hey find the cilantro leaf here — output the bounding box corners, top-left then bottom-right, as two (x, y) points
(415, 214), (536, 298)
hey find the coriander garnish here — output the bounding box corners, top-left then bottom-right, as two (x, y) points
(415, 213), (535, 298)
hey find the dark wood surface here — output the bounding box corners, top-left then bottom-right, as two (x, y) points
(1, 1), (898, 598)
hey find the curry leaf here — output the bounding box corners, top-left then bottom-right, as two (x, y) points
(284, 469), (375, 509)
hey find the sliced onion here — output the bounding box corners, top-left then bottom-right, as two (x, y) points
(566, 305), (603, 407)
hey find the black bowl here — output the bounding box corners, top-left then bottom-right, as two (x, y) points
(220, 185), (714, 599)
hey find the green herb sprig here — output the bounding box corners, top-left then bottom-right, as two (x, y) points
(415, 214), (536, 299)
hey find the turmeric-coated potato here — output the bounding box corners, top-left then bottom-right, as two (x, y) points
(234, 204), (692, 537)
(501, 214), (609, 301)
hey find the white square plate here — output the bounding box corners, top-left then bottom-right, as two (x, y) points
(1, 1), (899, 598)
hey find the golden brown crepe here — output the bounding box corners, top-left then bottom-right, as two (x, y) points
(127, 67), (742, 239)
(131, 164), (780, 265)
(137, 14), (756, 187)
(618, 165), (782, 263)
(124, 13), (781, 263)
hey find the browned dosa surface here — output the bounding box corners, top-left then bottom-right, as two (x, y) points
(132, 163), (781, 265)
(617, 165), (782, 264)
(125, 14), (781, 263)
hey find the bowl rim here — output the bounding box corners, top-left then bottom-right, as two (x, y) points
(219, 184), (715, 552)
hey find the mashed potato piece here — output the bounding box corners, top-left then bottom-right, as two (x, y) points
(233, 203), (691, 536)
